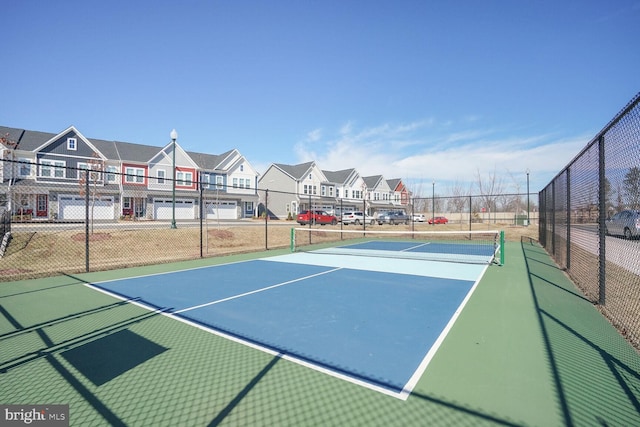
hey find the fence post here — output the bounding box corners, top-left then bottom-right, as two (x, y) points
(551, 180), (556, 256)
(85, 170), (90, 272)
(468, 195), (472, 233)
(566, 168), (571, 270)
(598, 135), (606, 305)
(199, 184), (203, 258)
(265, 189), (269, 250)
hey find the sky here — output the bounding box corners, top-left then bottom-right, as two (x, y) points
(2, 0), (639, 197)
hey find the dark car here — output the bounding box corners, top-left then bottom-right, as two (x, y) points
(605, 210), (640, 239)
(377, 211), (410, 225)
(296, 210), (338, 226)
(428, 216), (449, 225)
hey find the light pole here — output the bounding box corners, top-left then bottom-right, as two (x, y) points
(526, 169), (530, 226)
(170, 129), (178, 229)
(432, 179), (435, 226)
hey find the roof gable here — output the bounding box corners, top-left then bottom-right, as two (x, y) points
(149, 142), (198, 168)
(34, 126), (106, 159)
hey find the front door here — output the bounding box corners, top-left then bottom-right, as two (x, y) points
(36, 194), (48, 217)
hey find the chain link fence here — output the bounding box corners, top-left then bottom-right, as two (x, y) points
(0, 159), (538, 282)
(539, 92), (640, 350)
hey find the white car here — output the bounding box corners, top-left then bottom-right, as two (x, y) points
(413, 214), (426, 222)
(341, 211), (376, 225)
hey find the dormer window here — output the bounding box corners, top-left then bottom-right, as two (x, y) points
(240, 164), (244, 172)
(67, 138), (77, 150)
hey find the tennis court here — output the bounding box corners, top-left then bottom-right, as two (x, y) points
(88, 232), (495, 399)
(2, 230), (640, 426)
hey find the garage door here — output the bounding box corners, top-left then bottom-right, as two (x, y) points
(205, 201), (237, 220)
(59, 195), (115, 220)
(154, 198), (195, 220)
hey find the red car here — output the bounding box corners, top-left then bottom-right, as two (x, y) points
(296, 210), (338, 225)
(428, 216), (449, 224)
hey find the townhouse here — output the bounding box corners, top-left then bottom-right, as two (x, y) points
(257, 161), (410, 219)
(0, 125), (259, 221)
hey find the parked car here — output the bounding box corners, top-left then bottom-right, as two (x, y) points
(413, 214), (426, 222)
(605, 210), (640, 239)
(428, 216), (449, 224)
(296, 210), (338, 226)
(377, 211), (410, 225)
(341, 211), (375, 225)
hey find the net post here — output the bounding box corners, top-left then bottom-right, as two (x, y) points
(500, 230), (505, 265)
(290, 227), (295, 252)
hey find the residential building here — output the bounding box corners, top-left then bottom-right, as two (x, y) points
(0, 125), (259, 220)
(257, 161), (335, 219)
(258, 162), (410, 219)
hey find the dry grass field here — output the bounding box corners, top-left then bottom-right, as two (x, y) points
(0, 221), (539, 282)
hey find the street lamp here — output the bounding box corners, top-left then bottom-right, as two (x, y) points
(170, 129), (178, 229)
(432, 179), (435, 226)
(526, 169), (530, 227)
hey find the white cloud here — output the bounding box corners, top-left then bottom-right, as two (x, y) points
(294, 118), (590, 195)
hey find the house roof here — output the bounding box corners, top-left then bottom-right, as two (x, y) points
(187, 149), (235, 170)
(362, 175), (383, 189)
(387, 178), (403, 191)
(0, 125), (242, 169)
(322, 168), (356, 185)
(273, 161), (315, 180)
(113, 140), (164, 163)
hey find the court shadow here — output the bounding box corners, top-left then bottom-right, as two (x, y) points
(61, 329), (167, 386)
(521, 239), (640, 426)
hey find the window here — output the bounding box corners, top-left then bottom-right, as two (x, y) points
(125, 167), (145, 183)
(18, 158), (32, 176)
(39, 160), (65, 178)
(245, 178), (251, 189)
(106, 166), (117, 182)
(67, 138), (77, 151)
(201, 174), (210, 188)
(240, 164), (244, 172)
(157, 170), (165, 184)
(313, 185), (317, 195)
(336, 189), (340, 198)
(321, 186), (326, 196)
(176, 171), (192, 186)
(233, 178), (238, 188)
(303, 185), (308, 195)
(216, 175), (224, 189)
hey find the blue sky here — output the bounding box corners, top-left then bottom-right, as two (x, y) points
(2, 1), (639, 196)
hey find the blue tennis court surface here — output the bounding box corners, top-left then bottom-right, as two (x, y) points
(89, 252), (489, 399)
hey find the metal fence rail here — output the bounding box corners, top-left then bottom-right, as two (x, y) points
(539, 92), (640, 350)
(0, 160), (538, 282)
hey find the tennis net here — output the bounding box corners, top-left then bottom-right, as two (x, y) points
(291, 228), (504, 265)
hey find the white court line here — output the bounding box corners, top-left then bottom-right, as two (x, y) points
(84, 255), (490, 400)
(402, 242), (431, 252)
(174, 267), (342, 314)
(399, 262), (491, 398)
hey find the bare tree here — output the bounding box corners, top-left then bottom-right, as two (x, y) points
(475, 167), (506, 223)
(1, 133), (19, 211)
(447, 179), (470, 228)
(623, 166), (640, 209)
